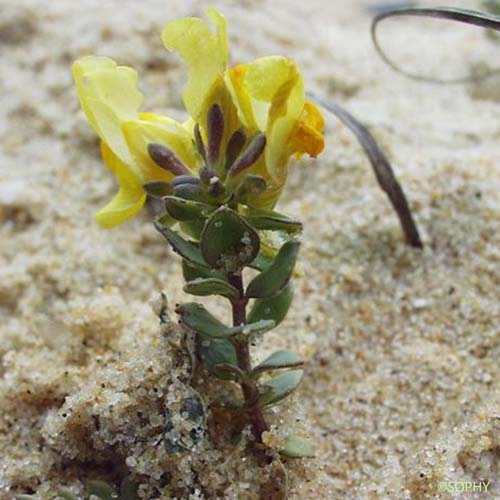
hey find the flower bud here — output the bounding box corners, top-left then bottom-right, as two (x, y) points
(148, 143), (191, 176)
(207, 103), (224, 167)
(228, 134), (266, 177)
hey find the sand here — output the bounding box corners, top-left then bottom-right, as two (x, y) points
(1, 0), (499, 498)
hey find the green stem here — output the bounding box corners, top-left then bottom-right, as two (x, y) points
(228, 273), (269, 442)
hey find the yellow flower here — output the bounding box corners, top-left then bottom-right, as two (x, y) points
(164, 8), (325, 207)
(72, 57), (197, 227)
(72, 8), (324, 227)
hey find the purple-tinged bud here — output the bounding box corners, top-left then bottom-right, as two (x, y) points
(143, 181), (173, 198)
(194, 123), (207, 163)
(199, 166), (217, 185)
(207, 103), (224, 166)
(172, 176), (203, 200)
(148, 143), (191, 176)
(207, 176), (225, 197)
(171, 175), (200, 188)
(228, 134), (266, 177)
(225, 128), (247, 170)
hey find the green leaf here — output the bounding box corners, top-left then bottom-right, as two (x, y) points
(177, 302), (233, 338)
(213, 363), (245, 382)
(180, 219), (206, 240)
(176, 303), (275, 339)
(236, 319), (276, 338)
(280, 435), (315, 458)
(246, 240), (300, 298)
(200, 207), (260, 271)
(85, 480), (117, 500)
(182, 259), (226, 282)
(154, 211), (176, 228)
(247, 283), (294, 326)
(184, 278), (240, 300)
(249, 252), (274, 271)
(259, 369), (303, 407)
(154, 217), (207, 267)
(164, 196), (215, 221)
(199, 338), (238, 380)
(253, 350), (303, 376)
(246, 209), (302, 234)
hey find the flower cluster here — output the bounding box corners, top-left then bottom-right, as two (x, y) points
(72, 8), (324, 228)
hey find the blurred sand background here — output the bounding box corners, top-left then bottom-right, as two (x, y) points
(1, 0), (499, 498)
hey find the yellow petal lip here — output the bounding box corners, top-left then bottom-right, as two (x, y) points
(95, 142), (146, 228)
(225, 56), (325, 209)
(291, 101), (325, 159)
(121, 113), (197, 183)
(161, 8), (228, 122)
(94, 190), (146, 228)
(225, 65), (259, 133)
(230, 56), (305, 184)
(206, 7), (228, 67)
(72, 55), (144, 165)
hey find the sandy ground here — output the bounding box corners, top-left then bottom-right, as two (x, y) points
(1, 0), (499, 498)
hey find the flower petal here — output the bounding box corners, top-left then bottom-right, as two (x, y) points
(121, 113), (198, 183)
(95, 143), (146, 228)
(161, 8), (228, 122)
(225, 65), (259, 133)
(291, 101), (325, 159)
(228, 57), (305, 183)
(255, 60), (304, 183)
(72, 56), (143, 165)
